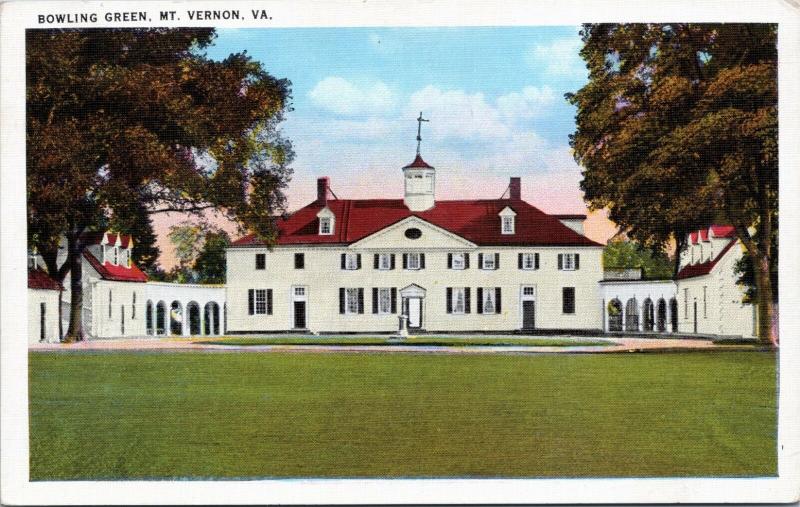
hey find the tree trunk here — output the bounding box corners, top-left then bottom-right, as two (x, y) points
(63, 234), (84, 342)
(752, 252), (777, 346)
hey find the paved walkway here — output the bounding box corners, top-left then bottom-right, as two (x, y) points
(29, 336), (750, 354)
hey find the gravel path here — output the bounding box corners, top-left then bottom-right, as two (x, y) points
(29, 335), (743, 354)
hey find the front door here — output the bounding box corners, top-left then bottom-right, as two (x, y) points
(522, 300), (536, 330)
(294, 301), (306, 329)
(292, 286), (307, 330)
(407, 297), (422, 328)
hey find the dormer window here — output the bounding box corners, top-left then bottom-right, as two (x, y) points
(317, 207), (335, 235)
(499, 206), (516, 235)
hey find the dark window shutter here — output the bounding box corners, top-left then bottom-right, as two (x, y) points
(267, 290), (273, 315)
(494, 253), (500, 269)
(248, 289), (254, 315)
(535, 253), (540, 270)
(518, 253), (523, 269)
(447, 253), (453, 269)
(420, 253), (425, 269)
(341, 253), (346, 270)
(358, 288), (365, 314)
(403, 253), (408, 269)
(575, 254), (580, 270)
(465, 287), (471, 313)
(495, 287), (502, 314)
(390, 254), (396, 270)
(446, 288), (453, 314)
(374, 254), (379, 269)
(357, 254), (362, 269)
(295, 253), (304, 269)
(478, 253), (483, 269)
(339, 288), (345, 314)
(372, 288), (378, 314)
(557, 254), (563, 270)
(391, 288), (397, 313)
(477, 287), (483, 314)
(464, 253), (470, 269)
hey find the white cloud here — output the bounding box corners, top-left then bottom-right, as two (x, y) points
(526, 37), (587, 79)
(407, 86), (510, 142)
(496, 85), (556, 121)
(308, 76), (396, 116)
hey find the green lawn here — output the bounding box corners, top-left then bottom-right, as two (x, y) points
(196, 336), (612, 347)
(28, 351), (776, 480)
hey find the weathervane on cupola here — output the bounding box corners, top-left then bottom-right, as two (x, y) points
(403, 112), (436, 212)
(415, 111), (429, 155)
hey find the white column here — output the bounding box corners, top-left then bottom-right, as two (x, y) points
(182, 304), (189, 337)
(621, 304), (627, 332)
(200, 306), (205, 336)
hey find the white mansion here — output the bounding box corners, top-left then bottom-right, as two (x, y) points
(28, 151), (758, 341)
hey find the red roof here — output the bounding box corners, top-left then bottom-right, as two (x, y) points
(676, 239), (738, 280)
(28, 269), (62, 290)
(690, 231), (699, 244)
(699, 229), (709, 241)
(403, 154), (434, 169)
(83, 251), (148, 282)
(710, 225), (736, 238)
(233, 199), (602, 247)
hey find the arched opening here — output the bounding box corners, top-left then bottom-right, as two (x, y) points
(187, 302), (201, 336)
(146, 300), (154, 335)
(204, 302), (220, 335)
(656, 299), (667, 332)
(607, 299), (623, 332)
(643, 298), (655, 331)
(625, 298), (639, 331)
(169, 301), (183, 336)
(156, 301), (166, 335)
(669, 297), (678, 332)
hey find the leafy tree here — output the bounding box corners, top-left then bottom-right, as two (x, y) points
(27, 29), (294, 341)
(194, 231), (231, 284)
(603, 239), (673, 279)
(168, 222), (206, 278)
(567, 24), (777, 344)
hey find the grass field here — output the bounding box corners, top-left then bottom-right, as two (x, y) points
(28, 350), (776, 480)
(196, 336), (612, 347)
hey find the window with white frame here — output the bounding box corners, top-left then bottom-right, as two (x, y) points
(451, 253), (465, 270)
(378, 253), (391, 270)
(407, 252), (421, 270)
(294, 287), (306, 297)
(521, 253), (536, 270)
(523, 286), (536, 297)
(345, 288), (360, 314)
(453, 287), (466, 314)
(378, 288), (392, 314)
(502, 216), (515, 234)
(562, 253), (577, 270)
(482, 254), (496, 270)
(483, 288), (496, 314)
(255, 289), (268, 314)
(319, 217), (332, 235)
(345, 253), (359, 270)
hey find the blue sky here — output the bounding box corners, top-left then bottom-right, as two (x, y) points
(206, 26), (590, 212)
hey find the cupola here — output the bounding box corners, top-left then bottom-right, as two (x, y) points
(403, 112), (435, 212)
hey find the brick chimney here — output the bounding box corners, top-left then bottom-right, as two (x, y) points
(509, 177), (521, 200)
(317, 177), (330, 205)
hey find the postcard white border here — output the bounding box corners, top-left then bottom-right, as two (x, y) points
(2, 0), (799, 504)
